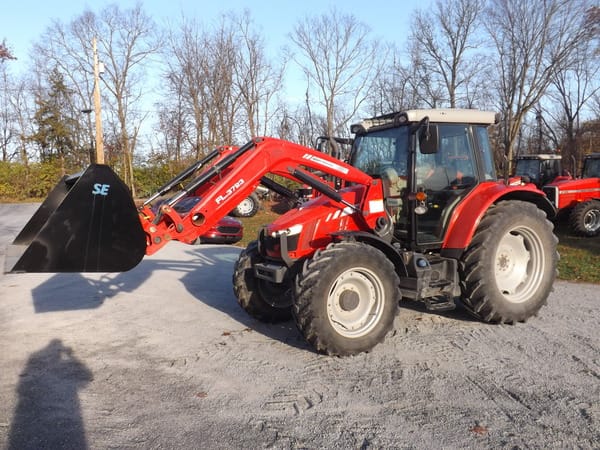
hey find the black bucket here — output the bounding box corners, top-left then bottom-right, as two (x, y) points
(5, 164), (146, 273)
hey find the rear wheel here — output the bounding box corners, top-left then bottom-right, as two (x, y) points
(460, 201), (558, 323)
(293, 242), (401, 356)
(233, 241), (292, 322)
(569, 200), (600, 237)
(231, 192), (260, 217)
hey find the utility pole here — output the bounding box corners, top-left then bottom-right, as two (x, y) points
(536, 111), (543, 154)
(92, 37), (104, 164)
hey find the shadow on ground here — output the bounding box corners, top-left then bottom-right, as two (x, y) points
(7, 339), (92, 450)
(28, 244), (309, 352)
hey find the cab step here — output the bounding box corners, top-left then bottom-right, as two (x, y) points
(423, 295), (456, 312)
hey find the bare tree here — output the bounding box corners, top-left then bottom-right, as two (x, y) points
(590, 5), (600, 54)
(405, 40), (447, 109)
(165, 15), (239, 155)
(203, 17), (239, 147)
(543, 41), (600, 173)
(0, 40), (14, 161)
(485, 0), (595, 172)
(0, 63), (15, 161)
(409, 0), (486, 108)
(367, 47), (422, 116)
(29, 13), (95, 168)
(31, 4), (160, 194)
(94, 4), (161, 196)
(161, 11), (283, 161)
(155, 85), (187, 164)
(0, 40), (16, 62)
(290, 8), (381, 149)
(10, 78), (35, 165)
(232, 12), (285, 140)
(163, 17), (209, 159)
(278, 103), (319, 148)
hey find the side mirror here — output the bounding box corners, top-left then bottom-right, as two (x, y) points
(419, 123), (439, 154)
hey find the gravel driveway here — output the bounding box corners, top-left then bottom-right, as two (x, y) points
(0, 203), (598, 449)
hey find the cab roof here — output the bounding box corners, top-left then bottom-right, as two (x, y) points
(517, 154), (562, 160)
(352, 108), (498, 134)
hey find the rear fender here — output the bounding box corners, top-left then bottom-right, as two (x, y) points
(442, 182), (555, 255)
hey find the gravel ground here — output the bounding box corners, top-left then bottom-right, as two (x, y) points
(0, 203), (598, 449)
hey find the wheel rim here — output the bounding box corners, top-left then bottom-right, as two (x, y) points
(583, 208), (600, 233)
(236, 197), (255, 215)
(494, 225), (545, 304)
(326, 268), (385, 338)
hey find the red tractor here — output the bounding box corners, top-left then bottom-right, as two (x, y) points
(7, 109), (559, 356)
(543, 153), (600, 237)
(514, 154), (569, 189)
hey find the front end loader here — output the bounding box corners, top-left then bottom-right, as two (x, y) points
(6, 137), (387, 273)
(6, 164), (146, 273)
(6, 109), (559, 356)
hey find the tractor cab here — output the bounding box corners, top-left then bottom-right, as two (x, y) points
(514, 154), (564, 188)
(349, 109), (497, 251)
(582, 153), (600, 178)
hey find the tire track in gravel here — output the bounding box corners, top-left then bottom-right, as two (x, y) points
(2, 203), (599, 449)
(428, 300), (600, 447)
(244, 308), (488, 447)
(243, 343), (419, 447)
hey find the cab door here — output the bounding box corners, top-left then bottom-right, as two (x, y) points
(414, 124), (478, 246)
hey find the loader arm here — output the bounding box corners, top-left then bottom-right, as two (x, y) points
(139, 137), (379, 255)
(6, 137), (381, 273)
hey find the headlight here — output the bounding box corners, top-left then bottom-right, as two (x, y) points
(271, 224), (303, 238)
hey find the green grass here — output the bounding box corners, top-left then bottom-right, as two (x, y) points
(235, 200), (289, 248)
(555, 221), (600, 284)
(238, 201), (600, 284)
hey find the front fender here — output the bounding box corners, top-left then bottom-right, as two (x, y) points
(331, 230), (409, 278)
(442, 181), (555, 255)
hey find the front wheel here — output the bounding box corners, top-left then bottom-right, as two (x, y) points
(293, 242), (401, 356)
(569, 200), (600, 237)
(460, 201), (558, 323)
(233, 241), (292, 322)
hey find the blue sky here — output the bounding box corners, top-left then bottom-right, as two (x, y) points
(2, 0), (431, 141)
(2, 0), (429, 73)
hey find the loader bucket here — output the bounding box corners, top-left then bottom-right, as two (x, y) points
(5, 164), (146, 273)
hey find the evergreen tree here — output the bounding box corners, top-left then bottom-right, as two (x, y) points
(29, 69), (81, 170)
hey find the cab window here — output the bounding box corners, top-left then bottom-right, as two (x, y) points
(351, 127), (408, 178)
(474, 125), (496, 180)
(416, 125), (477, 191)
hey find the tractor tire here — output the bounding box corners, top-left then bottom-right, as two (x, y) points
(569, 200), (600, 237)
(233, 241), (293, 322)
(293, 242), (401, 356)
(231, 192), (261, 217)
(459, 201), (558, 323)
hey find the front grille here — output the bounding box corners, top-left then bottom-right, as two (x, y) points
(216, 226), (240, 234)
(262, 235), (280, 253)
(542, 186), (558, 207)
(261, 233), (299, 254)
